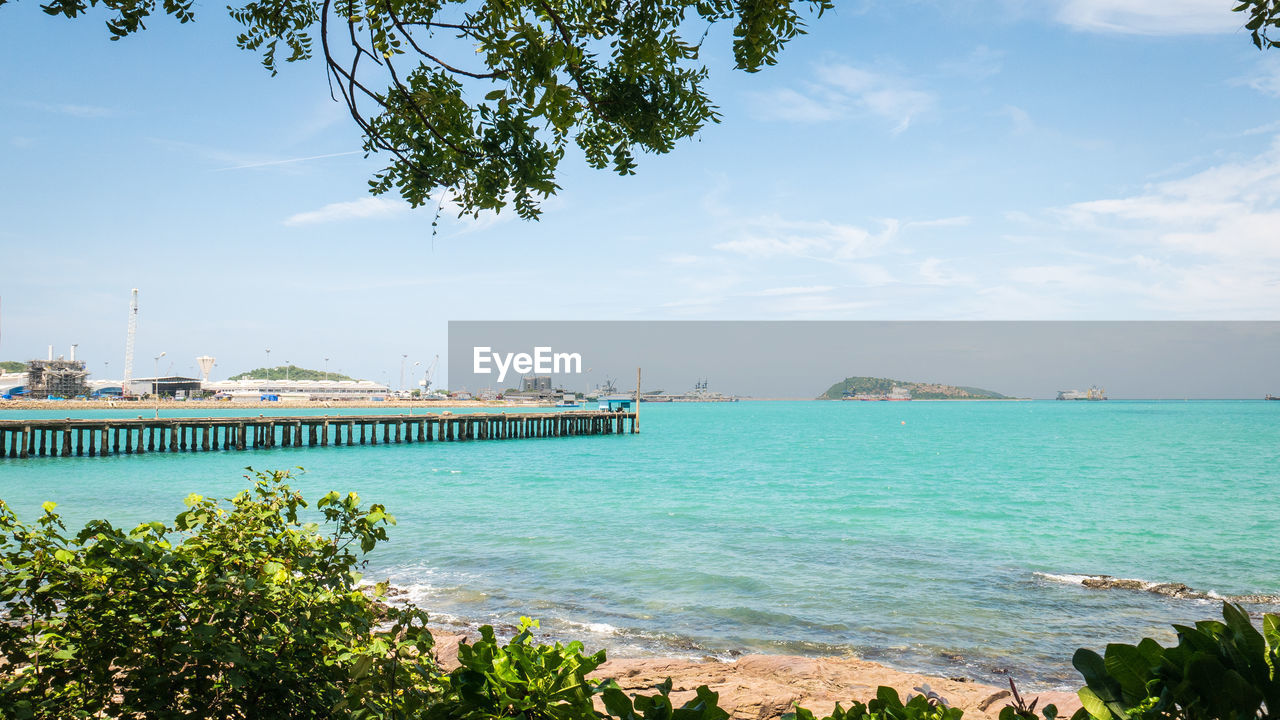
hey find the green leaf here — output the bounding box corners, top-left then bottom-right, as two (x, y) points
(1076, 687), (1113, 720)
(1103, 644), (1153, 700)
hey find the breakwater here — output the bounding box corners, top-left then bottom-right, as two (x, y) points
(0, 410), (636, 459)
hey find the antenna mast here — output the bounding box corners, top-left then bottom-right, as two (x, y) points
(122, 289), (138, 397)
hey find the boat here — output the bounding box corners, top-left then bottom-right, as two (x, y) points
(1267, 394), (1279, 401)
(641, 379), (739, 402)
(1057, 386), (1107, 401)
(556, 393), (580, 408)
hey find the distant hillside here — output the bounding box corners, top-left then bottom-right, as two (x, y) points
(228, 366), (355, 382)
(819, 376), (1009, 400)
(0, 361), (26, 373)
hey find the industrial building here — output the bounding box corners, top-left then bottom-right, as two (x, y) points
(25, 346), (90, 398)
(201, 378), (390, 401)
(127, 376), (204, 398)
(0, 372), (27, 397)
(522, 375), (553, 392)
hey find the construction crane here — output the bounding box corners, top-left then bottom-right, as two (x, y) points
(418, 354), (439, 393)
(122, 289), (138, 397)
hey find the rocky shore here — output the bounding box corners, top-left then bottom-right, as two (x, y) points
(1049, 573), (1280, 605)
(430, 632), (1083, 720)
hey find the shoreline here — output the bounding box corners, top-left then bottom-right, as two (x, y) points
(428, 629), (1083, 720)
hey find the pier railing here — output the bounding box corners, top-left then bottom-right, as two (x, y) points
(0, 411), (636, 459)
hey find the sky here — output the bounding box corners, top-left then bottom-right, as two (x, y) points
(2, 0), (1279, 388)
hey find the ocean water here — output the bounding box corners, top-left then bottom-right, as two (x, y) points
(1, 400), (1277, 689)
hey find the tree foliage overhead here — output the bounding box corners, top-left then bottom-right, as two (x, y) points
(12, 0), (832, 220)
(1237, 0), (1280, 49)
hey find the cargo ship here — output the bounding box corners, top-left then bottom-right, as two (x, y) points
(641, 379), (739, 402)
(1057, 386), (1107, 401)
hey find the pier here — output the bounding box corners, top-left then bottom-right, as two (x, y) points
(0, 410), (636, 459)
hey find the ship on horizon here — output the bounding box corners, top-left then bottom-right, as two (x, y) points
(641, 379), (739, 403)
(1057, 386), (1107, 401)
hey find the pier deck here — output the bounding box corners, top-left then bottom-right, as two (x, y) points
(0, 410), (636, 459)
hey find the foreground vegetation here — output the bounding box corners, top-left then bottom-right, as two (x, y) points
(0, 470), (1274, 719)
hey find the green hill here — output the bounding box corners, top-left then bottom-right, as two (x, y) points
(819, 376), (1009, 400)
(228, 366), (356, 382)
(0, 361), (26, 373)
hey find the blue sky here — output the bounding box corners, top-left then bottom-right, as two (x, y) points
(2, 0), (1278, 386)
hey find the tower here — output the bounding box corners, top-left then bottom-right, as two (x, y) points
(196, 355), (216, 382)
(122, 289), (138, 396)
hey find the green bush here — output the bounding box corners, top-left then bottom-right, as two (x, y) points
(0, 469), (434, 719)
(787, 686), (967, 720)
(1071, 603), (1280, 720)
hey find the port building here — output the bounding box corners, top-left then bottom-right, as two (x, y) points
(522, 375), (553, 392)
(201, 378), (390, 401)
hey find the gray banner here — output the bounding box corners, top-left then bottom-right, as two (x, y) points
(447, 321), (1280, 399)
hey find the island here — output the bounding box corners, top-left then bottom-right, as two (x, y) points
(818, 376), (1012, 400)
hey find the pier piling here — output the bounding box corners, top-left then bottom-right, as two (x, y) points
(0, 410), (636, 461)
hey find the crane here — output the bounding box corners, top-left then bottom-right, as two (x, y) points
(122, 289), (138, 397)
(418, 354), (439, 393)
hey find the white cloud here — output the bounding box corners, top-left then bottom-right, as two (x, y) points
(768, 294), (873, 316)
(817, 64), (935, 134)
(215, 151), (360, 172)
(750, 285), (837, 297)
(283, 190), (517, 232)
(713, 216), (899, 261)
(906, 216), (972, 229)
(996, 139), (1280, 316)
(750, 63), (935, 134)
(918, 257), (974, 286)
(1062, 138), (1280, 258)
(662, 253), (703, 265)
(284, 197), (409, 226)
(1238, 56), (1280, 98)
(1055, 0), (1243, 35)
(22, 101), (116, 118)
(938, 45), (1005, 80)
(999, 105), (1034, 135)
(747, 88), (841, 123)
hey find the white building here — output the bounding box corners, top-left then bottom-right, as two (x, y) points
(0, 372), (27, 395)
(202, 378), (390, 401)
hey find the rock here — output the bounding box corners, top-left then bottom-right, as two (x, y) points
(432, 632), (471, 670)
(977, 691), (1011, 712)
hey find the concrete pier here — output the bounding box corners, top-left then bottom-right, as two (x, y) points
(0, 410), (636, 460)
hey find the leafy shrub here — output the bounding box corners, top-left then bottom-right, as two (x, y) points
(786, 685), (966, 720)
(0, 469), (435, 719)
(1071, 603), (1280, 720)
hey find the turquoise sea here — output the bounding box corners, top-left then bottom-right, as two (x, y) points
(1, 401), (1277, 689)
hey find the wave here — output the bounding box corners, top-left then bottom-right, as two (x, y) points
(1034, 572), (1280, 604)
